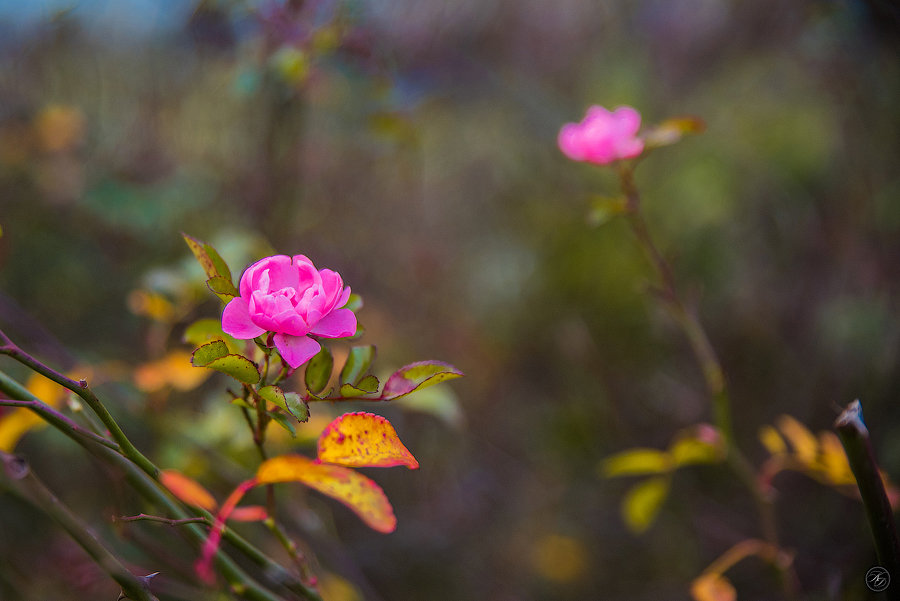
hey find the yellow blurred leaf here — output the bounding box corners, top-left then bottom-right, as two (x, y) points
(776, 415), (818, 465)
(818, 432), (855, 486)
(531, 534), (588, 583)
(127, 290), (176, 322)
(0, 409), (44, 453)
(669, 433), (722, 467)
(317, 412), (418, 469)
(602, 448), (671, 478)
(621, 476), (670, 534)
(256, 454), (397, 533)
(759, 425), (787, 456)
(319, 572), (362, 601)
(642, 116), (706, 149)
(160, 469), (217, 511)
(690, 572), (736, 601)
(35, 104), (86, 153)
(134, 350), (211, 393)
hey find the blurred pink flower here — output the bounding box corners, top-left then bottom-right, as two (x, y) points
(558, 105), (644, 164)
(222, 255), (356, 368)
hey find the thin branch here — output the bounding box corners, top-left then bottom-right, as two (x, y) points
(0, 451), (160, 601)
(0, 397), (119, 450)
(118, 513), (209, 527)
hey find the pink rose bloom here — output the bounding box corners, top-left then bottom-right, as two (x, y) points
(222, 255), (357, 368)
(558, 105), (645, 165)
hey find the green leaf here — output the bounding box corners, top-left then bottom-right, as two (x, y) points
(587, 195), (628, 227)
(340, 345), (375, 386)
(356, 374), (379, 393)
(338, 382), (373, 398)
(283, 392), (309, 422)
(183, 234), (220, 280)
(203, 242), (232, 283)
(183, 319), (240, 352)
(381, 361), (463, 400)
(622, 476), (670, 534)
(304, 347), (333, 395)
(191, 340), (229, 366)
(230, 397), (254, 410)
(342, 293), (363, 313)
(206, 355), (260, 384)
(207, 276), (239, 298)
(269, 411), (297, 438)
(258, 385), (288, 411)
(601, 448), (672, 478)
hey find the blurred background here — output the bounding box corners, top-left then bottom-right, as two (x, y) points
(1, 0), (900, 599)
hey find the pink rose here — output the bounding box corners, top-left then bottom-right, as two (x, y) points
(222, 255), (357, 368)
(558, 105), (645, 165)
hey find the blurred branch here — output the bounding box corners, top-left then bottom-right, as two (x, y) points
(0, 329), (158, 479)
(0, 451), (160, 601)
(835, 400), (900, 597)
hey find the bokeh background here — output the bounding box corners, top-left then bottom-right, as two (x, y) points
(2, 0), (900, 599)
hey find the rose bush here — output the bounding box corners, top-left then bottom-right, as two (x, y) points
(222, 255), (357, 368)
(558, 105), (644, 164)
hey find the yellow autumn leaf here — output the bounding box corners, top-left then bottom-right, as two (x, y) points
(759, 425), (787, 456)
(317, 412), (419, 469)
(0, 368), (90, 452)
(160, 469), (217, 511)
(127, 290), (176, 322)
(134, 350), (210, 393)
(776, 415), (818, 465)
(319, 572), (362, 601)
(669, 434), (722, 467)
(621, 476), (670, 534)
(256, 454), (397, 533)
(602, 448), (672, 478)
(690, 572), (736, 601)
(818, 432), (855, 486)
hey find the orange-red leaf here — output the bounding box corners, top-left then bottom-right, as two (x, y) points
(317, 412), (419, 469)
(256, 454), (397, 533)
(229, 505), (268, 522)
(160, 469), (217, 511)
(690, 573), (736, 601)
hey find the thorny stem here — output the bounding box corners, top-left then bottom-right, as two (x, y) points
(616, 166), (795, 597)
(0, 330), (158, 479)
(0, 451), (160, 601)
(265, 517), (317, 587)
(118, 513), (209, 527)
(0, 369), (322, 601)
(0, 398), (119, 451)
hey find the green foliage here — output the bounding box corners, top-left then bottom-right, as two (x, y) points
(304, 347), (334, 395)
(382, 361), (464, 400)
(340, 345), (375, 387)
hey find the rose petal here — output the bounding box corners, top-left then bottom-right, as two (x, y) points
(222, 298), (266, 339)
(309, 308), (357, 338)
(273, 333), (321, 368)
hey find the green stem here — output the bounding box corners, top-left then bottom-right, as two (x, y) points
(616, 167), (794, 596)
(0, 452), (159, 601)
(0, 331), (158, 478)
(0, 398), (119, 451)
(835, 400), (900, 598)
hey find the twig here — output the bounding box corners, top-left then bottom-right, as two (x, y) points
(118, 513), (209, 527)
(835, 400), (900, 599)
(0, 451), (160, 601)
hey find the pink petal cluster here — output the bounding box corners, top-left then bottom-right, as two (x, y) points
(558, 105), (645, 165)
(222, 255), (356, 368)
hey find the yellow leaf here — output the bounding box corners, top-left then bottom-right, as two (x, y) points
(160, 469), (217, 511)
(818, 432), (855, 486)
(319, 572), (362, 601)
(531, 534), (588, 583)
(134, 351), (210, 393)
(669, 436), (723, 467)
(317, 412), (419, 469)
(35, 104), (86, 152)
(256, 455), (397, 533)
(621, 476), (670, 533)
(759, 425), (787, 456)
(601, 448), (671, 478)
(0, 368), (91, 452)
(776, 415), (818, 465)
(127, 290), (176, 322)
(0, 409), (44, 453)
(690, 573), (736, 601)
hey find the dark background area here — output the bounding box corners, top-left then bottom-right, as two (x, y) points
(1, 1), (900, 599)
